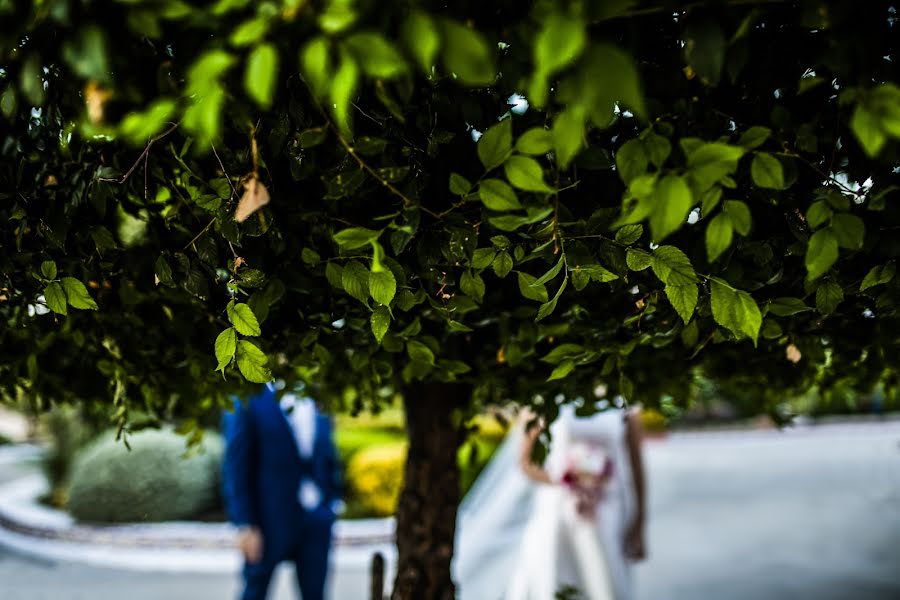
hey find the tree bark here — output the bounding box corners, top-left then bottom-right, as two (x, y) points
(391, 381), (469, 600)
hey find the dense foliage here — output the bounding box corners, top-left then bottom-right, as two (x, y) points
(67, 427), (223, 522)
(2, 0), (900, 595)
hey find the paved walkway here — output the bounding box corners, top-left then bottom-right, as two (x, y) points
(1, 421), (899, 599)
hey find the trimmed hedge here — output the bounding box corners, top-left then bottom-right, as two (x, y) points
(67, 427), (223, 523)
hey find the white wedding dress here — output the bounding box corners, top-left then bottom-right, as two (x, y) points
(455, 405), (636, 600)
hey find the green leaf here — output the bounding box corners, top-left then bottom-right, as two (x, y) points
(533, 13), (586, 80)
(449, 173), (472, 196)
(62, 25), (110, 81)
(477, 119), (512, 171)
(626, 249), (652, 271)
(488, 207), (554, 232)
(297, 127), (328, 148)
(471, 248), (496, 270)
(806, 200), (833, 230)
(706, 213), (733, 262)
(334, 227), (380, 249)
(616, 139), (648, 185)
(665, 280), (699, 324)
(60, 277), (98, 310)
(479, 179), (521, 211)
(805, 229), (839, 281)
(325, 261), (344, 289)
(709, 279), (762, 345)
(119, 99), (178, 145)
(227, 302), (261, 336)
(643, 130), (671, 168)
(541, 343), (585, 364)
(815, 280), (843, 315)
(738, 126), (772, 149)
(751, 152), (785, 190)
(41, 261), (57, 280)
(615, 224), (643, 245)
(236, 340), (272, 383)
(686, 142), (745, 192)
(651, 246), (697, 285)
(700, 186), (723, 217)
(724, 200), (751, 236)
(761, 319), (783, 340)
(460, 270), (485, 303)
(441, 20), (495, 86)
(684, 20), (725, 85)
(439, 358), (472, 373)
(331, 51), (359, 138)
(504, 156), (552, 193)
(516, 128), (553, 155)
(229, 17), (269, 47)
(551, 107), (586, 169)
(850, 104), (886, 158)
(300, 37), (332, 99)
(407, 340), (436, 365)
(155, 256), (175, 287)
(651, 246), (698, 323)
(532, 256), (565, 287)
(582, 44), (646, 120)
(578, 264), (619, 283)
(830, 214), (865, 250)
(214, 327), (237, 371)
(44, 282), (67, 315)
(369, 269), (396, 306)
(649, 174), (693, 241)
(536, 276), (567, 322)
(20, 54), (45, 106)
(345, 32), (407, 79)
(517, 271), (549, 302)
(493, 252), (513, 278)
(401, 11), (440, 73)
(767, 297), (812, 317)
(860, 263), (895, 291)
(342, 260), (370, 303)
(547, 358), (575, 381)
(301, 248), (321, 265)
(244, 43), (278, 109)
(371, 306), (390, 343)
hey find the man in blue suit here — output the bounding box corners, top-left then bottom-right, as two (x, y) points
(222, 383), (341, 600)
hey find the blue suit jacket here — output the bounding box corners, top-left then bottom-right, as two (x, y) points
(222, 386), (341, 547)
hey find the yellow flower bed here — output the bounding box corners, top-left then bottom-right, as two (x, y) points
(345, 442), (407, 517)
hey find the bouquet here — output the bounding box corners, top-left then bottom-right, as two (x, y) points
(559, 443), (614, 519)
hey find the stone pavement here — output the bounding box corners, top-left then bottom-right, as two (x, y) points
(1, 420), (900, 599)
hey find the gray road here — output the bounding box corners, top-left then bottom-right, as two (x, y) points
(2, 421), (900, 600)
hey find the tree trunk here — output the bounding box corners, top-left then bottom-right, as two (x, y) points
(391, 382), (469, 600)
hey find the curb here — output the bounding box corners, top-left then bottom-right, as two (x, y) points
(0, 469), (397, 573)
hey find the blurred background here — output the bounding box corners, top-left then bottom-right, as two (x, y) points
(1, 376), (899, 599)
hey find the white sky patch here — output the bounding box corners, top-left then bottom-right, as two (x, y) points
(687, 207), (701, 224)
(508, 93), (529, 115)
(829, 171), (874, 200)
(28, 296), (50, 317)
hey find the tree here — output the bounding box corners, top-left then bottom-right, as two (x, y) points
(2, 1), (900, 596)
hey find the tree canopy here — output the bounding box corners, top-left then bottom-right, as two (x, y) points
(2, 1), (900, 595)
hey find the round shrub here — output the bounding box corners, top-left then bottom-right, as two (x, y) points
(67, 427), (223, 523)
(345, 442), (406, 517)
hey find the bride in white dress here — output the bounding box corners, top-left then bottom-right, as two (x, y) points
(454, 402), (647, 600)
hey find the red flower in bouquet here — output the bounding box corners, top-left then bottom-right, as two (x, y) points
(560, 445), (614, 519)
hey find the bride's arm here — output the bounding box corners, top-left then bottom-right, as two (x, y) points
(518, 418), (553, 484)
